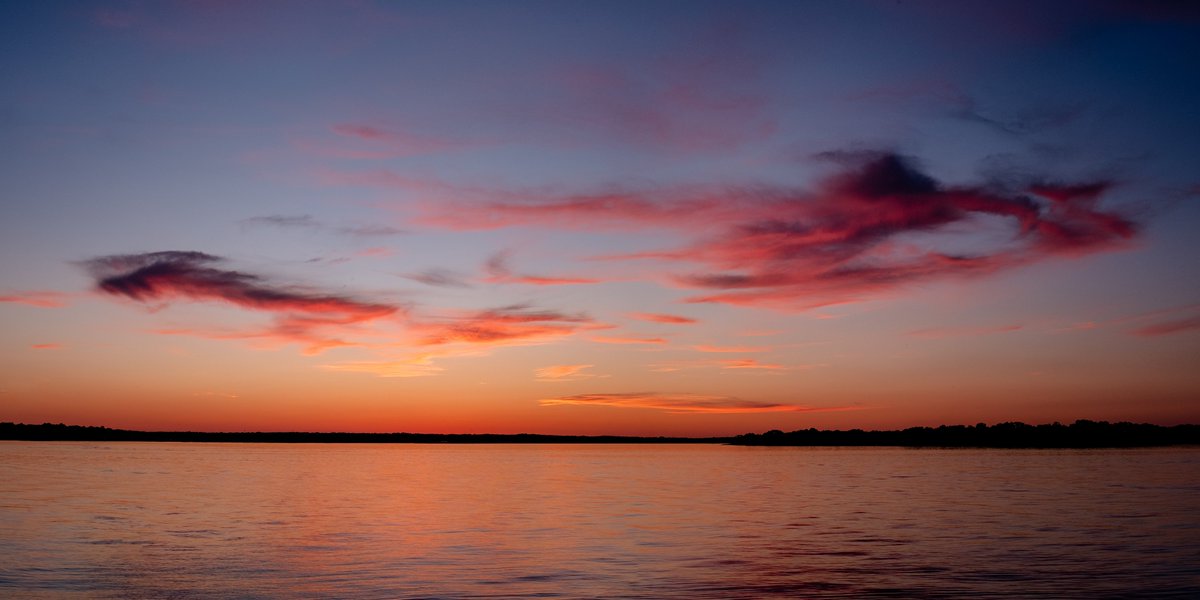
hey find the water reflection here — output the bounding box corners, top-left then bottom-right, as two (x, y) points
(1, 443), (1197, 598)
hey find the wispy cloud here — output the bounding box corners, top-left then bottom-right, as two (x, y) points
(484, 250), (602, 286)
(1130, 315), (1200, 337)
(1052, 304), (1200, 338)
(240, 214), (404, 237)
(404, 268), (474, 289)
(30, 343), (64, 350)
(420, 189), (738, 232)
(628, 312), (697, 324)
(589, 336), (667, 345)
(540, 392), (849, 414)
(650, 358), (790, 372)
(535, 364), (600, 382)
(322, 354), (445, 378)
(0, 291), (68, 308)
(416, 304), (593, 347)
(692, 344), (769, 353)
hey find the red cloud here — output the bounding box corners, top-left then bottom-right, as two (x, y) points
(0, 291), (68, 308)
(628, 312), (697, 324)
(328, 150), (1138, 311)
(668, 153), (1135, 309)
(388, 152), (1137, 309)
(31, 343), (64, 350)
(539, 392), (852, 414)
(1130, 316), (1200, 337)
(416, 305), (593, 347)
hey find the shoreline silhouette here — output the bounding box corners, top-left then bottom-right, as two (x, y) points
(2, 420), (1197, 447)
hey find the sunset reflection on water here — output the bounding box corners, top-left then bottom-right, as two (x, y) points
(1, 443), (1197, 598)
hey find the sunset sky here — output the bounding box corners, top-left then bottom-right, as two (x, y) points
(2, 1), (1198, 435)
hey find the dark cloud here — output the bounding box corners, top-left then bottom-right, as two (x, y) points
(83, 251), (399, 353)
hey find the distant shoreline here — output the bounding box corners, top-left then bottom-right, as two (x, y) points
(2, 420), (1198, 448)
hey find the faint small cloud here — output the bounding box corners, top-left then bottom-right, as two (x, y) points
(535, 364), (603, 382)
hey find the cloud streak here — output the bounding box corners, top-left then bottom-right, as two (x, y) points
(1130, 315), (1200, 337)
(540, 392), (849, 414)
(535, 364), (599, 382)
(650, 358), (790, 372)
(0, 291), (68, 308)
(241, 214), (404, 237)
(484, 251), (602, 286)
(83, 251), (399, 354)
(589, 336), (667, 345)
(415, 304), (594, 347)
(628, 312), (697, 324)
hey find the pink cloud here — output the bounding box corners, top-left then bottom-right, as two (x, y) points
(420, 189), (737, 232)
(354, 246), (394, 258)
(0, 291), (68, 308)
(668, 153), (1135, 310)
(1051, 304), (1200, 338)
(717, 358), (786, 370)
(31, 343), (64, 350)
(692, 344), (769, 353)
(589, 336), (667, 345)
(539, 392), (853, 414)
(416, 305), (593, 347)
(628, 312), (697, 324)
(1130, 316), (1200, 337)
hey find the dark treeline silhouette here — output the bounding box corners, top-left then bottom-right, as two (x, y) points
(731, 420), (1200, 448)
(0, 422), (721, 444)
(1, 420), (1197, 447)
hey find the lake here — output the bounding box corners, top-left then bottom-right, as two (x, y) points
(1, 442), (1197, 598)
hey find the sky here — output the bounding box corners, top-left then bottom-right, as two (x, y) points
(1, 1), (1198, 435)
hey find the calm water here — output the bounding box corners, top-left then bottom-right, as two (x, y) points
(1, 443), (1197, 599)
